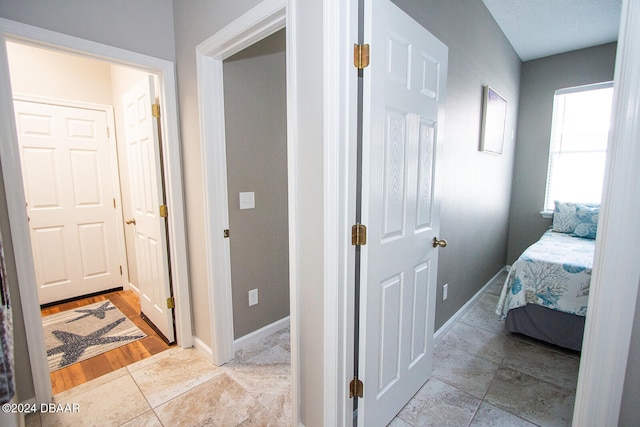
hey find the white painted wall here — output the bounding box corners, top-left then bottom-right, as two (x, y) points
(6, 41), (112, 104)
(0, 0), (176, 403)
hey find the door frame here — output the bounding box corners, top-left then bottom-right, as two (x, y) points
(195, 0), (357, 424)
(572, 0), (640, 424)
(0, 17), (193, 404)
(12, 95), (131, 294)
(195, 0), (287, 366)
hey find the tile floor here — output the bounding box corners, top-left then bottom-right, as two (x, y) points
(26, 328), (291, 427)
(25, 271), (580, 427)
(388, 271), (581, 427)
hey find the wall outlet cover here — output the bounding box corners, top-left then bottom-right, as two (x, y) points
(239, 192), (255, 209)
(248, 288), (258, 306)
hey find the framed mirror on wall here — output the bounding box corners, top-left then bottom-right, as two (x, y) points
(480, 85), (507, 154)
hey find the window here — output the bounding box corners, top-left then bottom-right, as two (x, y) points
(544, 82), (614, 212)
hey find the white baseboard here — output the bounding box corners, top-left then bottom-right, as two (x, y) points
(234, 316), (290, 353)
(192, 336), (215, 364)
(434, 266), (507, 343)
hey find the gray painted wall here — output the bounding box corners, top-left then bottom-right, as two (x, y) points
(0, 0), (175, 403)
(0, 0), (175, 61)
(392, 0), (521, 330)
(172, 0), (265, 350)
(506, 43), (617, 265)
(223, 29), (289, 339)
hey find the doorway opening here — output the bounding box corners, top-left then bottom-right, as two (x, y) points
(3, 40), (182, 395)
(222, 28), (290, 344)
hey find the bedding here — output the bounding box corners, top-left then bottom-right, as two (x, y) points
(496, 229), (595, 319)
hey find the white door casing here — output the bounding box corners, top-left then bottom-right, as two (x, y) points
(358, 0), (448, 425)
(14, 100), (123, 305)
(0, 18), (192, 405)
(122, 76), (175, 343)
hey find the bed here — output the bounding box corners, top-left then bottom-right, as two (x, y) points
(496, 201), (599, 351)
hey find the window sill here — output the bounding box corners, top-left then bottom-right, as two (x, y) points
(540, 210), (553, 219)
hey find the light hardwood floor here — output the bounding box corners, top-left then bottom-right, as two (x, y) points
(41, 290), (171, 394)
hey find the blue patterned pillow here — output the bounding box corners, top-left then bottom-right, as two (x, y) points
(552, 201), (580, 233)
(572, 204), (599, 239)
(552, 201), (599, 237)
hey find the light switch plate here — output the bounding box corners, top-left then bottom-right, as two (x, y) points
(239, 192), (255, 210)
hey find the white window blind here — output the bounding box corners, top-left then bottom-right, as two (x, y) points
(544, 82), (614, 211)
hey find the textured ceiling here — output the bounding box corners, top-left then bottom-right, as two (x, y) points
(482, 0), (622, 61)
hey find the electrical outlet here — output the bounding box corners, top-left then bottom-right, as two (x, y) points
(248, 289), (258, 306)
(443, 283), (448, 301)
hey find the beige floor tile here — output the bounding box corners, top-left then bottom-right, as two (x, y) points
(470, 402), (538, 426)
(41, 375), (151, 427)
(387, 417), (413, 427)
(241, 343), (291, 365)
(226, 362), (290, 407)
(118, 410), (163, 427)
(53, 367), (129, 402)
(238, 391), (291, 426)
(25, 412), (41, 427)
(397, 378), (480, 427)
(502, 340), (580, 390)
(485, 368), (575, 427)
(154, 371), (264, 426)
(234, 328), (290, 362)
(130, 347), (219, 408)
(125, 345), (180, 373)
(440, 321), (514, 364)
(460, 295), (507, 334)
(485, 272), (508, 296)
(432, 343), (500, 399)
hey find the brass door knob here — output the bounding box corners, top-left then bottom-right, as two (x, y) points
(432, 237), (447, 248)
(125, 218), (136, 225)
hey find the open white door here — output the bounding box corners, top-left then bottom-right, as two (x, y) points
(358, 0), (448, 425)
(122, 76), (175, 343)
(14, 100), (123, 305)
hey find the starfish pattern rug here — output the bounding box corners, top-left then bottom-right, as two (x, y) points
(43, 301), (146, 371)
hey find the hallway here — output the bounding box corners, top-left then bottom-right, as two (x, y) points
(26, 327), (291, 426)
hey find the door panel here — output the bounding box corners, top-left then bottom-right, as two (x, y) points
(359, 0), (448, 425)
(14, 100), (122, 304)
(122, 75), (175, 343)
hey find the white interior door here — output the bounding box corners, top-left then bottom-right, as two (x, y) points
(122, 76), (175, 343)
(358, 0), (448, 425)
(14, 100), (123, 305)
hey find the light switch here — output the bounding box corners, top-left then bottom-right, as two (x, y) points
(239, 192), (255, 210)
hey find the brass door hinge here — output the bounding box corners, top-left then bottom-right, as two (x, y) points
(119, 265), (123, 275)
(167, 297), (175, 309)
(159, 205), (168, 218)
(354, 43), (370, 69)
(352, 224), (367, 246)
(349, 377), (364, 398)
(152, 103), (161, 118)
(223, 229), (230, 238)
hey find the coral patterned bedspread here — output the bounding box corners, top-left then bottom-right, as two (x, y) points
(496, 230), (595, 318)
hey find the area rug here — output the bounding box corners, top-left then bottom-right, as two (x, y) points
(43, 301), (146, 371)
